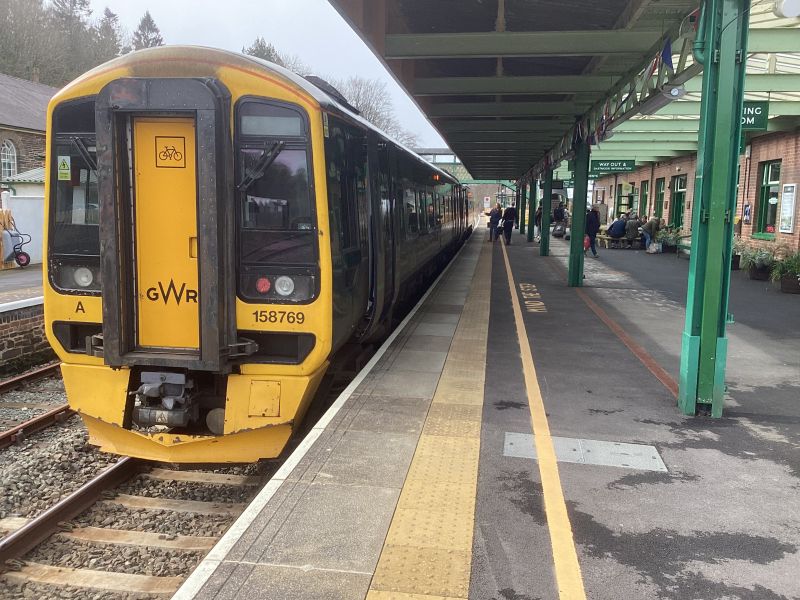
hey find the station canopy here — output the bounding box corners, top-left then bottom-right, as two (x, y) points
(329, 0), (800, 181)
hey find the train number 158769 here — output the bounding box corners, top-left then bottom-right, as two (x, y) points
(252, 310), (305, 324)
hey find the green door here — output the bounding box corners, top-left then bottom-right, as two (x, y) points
(670, 174), (687, 229)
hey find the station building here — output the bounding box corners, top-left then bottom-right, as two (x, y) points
(593, 127), (800, 251)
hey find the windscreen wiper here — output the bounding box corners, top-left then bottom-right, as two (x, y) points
(71, 136), (97, 172)
(237, 140), (285, 192)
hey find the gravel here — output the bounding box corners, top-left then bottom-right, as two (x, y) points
(0, 419), (117, 519)
(0, 580), (157, 600)
(0, 376), (66, 429)
(26, 537), (204, 578)
(72, 505), (234, 538)
(119, 475), (256, 504)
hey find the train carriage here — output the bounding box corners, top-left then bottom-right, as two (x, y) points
(44, 46), (474, 463)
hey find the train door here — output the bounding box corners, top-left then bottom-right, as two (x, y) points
(132, 117), (200, 349)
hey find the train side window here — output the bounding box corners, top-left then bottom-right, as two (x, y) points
(405, 187), (418, 235)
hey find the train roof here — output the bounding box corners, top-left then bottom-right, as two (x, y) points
(58, 46), (459, 186)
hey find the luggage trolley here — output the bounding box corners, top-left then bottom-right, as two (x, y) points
(2, 216), (32, 267)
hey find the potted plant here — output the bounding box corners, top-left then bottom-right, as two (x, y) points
(656, 229), (678, 253)
(740, 246), (776, 280)
(770, 250), (800, 294)
(731, 237), (746, 270)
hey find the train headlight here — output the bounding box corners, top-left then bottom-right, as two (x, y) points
(73, 267), (94, 288)
(274, 276), (295, 297)
(256, 277), (271, 294)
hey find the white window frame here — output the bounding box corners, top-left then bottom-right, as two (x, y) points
(1, 140), (17, 179)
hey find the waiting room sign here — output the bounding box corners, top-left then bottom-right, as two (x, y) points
(742, 101), (769, 130)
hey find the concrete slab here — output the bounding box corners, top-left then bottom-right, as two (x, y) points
(254, 482), (399, 573)
(503, 432), (668, 472)
(229, 564), (371, 600)
(371, 370), (441, 399)
(317, 429), (418, 487)
(380, 349), (448, 373)
(401, 334), (453, 352)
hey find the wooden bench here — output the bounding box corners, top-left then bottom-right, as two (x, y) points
(597, 234), (641, 249)
(676, 237), (692, 258)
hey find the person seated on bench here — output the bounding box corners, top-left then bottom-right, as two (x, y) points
(607, 214), (627, 239)
(624, 213), (642, 248)
(641, 215), (661, 250)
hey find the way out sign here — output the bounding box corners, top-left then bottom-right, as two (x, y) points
(590, 159), (636, 175)
(742, 101), (769, 130)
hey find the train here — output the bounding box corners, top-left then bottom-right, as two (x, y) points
(44, 46), (475, 463)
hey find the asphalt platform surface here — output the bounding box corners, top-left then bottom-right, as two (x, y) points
(0, 264), (42, 304)
(473, 233), (799, 600)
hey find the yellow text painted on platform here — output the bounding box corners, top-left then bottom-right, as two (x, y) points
(519, 283), (547, 313)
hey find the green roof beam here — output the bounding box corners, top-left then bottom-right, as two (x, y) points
(615, 120), (701, 132)
(437, 120), (574, 133)
(600, 131), (698, 143)
(595, 141), (698, 151)
(414, 75), (621, 96)
(429, 102), (587, 118)
(385, 31), (660, 59)
(686, 73), (800, 93)
(747, 28), (800, 53)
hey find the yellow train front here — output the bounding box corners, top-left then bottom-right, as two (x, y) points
(44, 46), (472, 463)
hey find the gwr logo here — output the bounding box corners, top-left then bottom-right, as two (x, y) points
(146, 280), (198, 305)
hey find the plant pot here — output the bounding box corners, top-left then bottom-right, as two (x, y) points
(748, 265), (770, 281)
(731, 254), (740, 270)
(662, 244), (677, 254)
(780, 274), (800, 294)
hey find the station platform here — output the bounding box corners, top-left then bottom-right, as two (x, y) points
(0, 265), (42, 305)
(175, 230), (800, 600)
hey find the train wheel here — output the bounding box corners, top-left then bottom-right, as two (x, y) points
(15, 252), (30, 267)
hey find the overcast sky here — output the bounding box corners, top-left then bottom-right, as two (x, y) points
(88, 0), (446, 147)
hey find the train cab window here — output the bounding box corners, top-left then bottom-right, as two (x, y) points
(49, 98), (101, 295)
(236, 99), (318, 303)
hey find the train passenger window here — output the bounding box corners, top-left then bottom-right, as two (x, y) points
(405, 188), (418, 235)
(240, 149), (312, 231)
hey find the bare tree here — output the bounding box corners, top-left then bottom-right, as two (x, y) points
(332, 76), (419, 147)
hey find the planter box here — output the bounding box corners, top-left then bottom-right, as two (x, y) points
(748, 265), (770, 281)
(731, 254), (741, 270)
(780, 274), (800, 294)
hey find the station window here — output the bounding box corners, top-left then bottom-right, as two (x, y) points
(756, 160), (781, 235)
(654, 178), (665, 219)
(1, 140), (16, 179)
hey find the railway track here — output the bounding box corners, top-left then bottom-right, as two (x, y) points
(0, 458), (268, 598)
(0, 363), (71, 450)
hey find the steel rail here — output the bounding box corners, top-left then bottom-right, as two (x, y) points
(0, 404), (75, 450)
(0, 362), (60, 394)
(0, 457), (143, 565)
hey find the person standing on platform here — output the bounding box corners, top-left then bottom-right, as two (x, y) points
(488, 202), (502, 242)
(585, 205), (600, 259)
(625, 213), (642, 248)
(534, 205), (543, 242)
(502, 202), (517, 245)
(553, 201), (566, 224)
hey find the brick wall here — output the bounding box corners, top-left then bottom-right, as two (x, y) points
(0, 127), (46, 174)
(0, 304), (54, 376)
(592, 128), (800, 252)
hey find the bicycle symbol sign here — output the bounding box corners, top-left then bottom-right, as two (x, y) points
(155, 136), (186, 168)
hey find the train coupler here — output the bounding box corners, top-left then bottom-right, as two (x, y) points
(131, 371), (199, 428)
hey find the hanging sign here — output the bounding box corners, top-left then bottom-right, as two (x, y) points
(779, 183), (796, 234)
(590, 160), (636, 174)
(741, 101), (769, 130)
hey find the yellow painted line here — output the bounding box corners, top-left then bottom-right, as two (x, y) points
(368, 242), (491, 599)
(500, 242), (587, 600)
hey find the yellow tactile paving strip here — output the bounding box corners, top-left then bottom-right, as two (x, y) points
(368, 244), (490, 600)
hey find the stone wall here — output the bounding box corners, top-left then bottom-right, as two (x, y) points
(0, 303), (54, 376)
(0, 127), (46, 174)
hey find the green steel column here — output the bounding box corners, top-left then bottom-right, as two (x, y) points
(527, 179), (538, 243)
(568, 140), (590, 287)
(519, 183), (527, 235)
(540, 171), (553, 256)
(679, 0), (750, 418)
